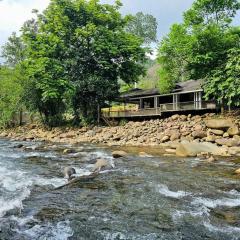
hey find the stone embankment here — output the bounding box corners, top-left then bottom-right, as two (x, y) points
(1, 113), (240, 160)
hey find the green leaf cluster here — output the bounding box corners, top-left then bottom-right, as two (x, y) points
(20, 0), (146, 125)
(0, 67), (25, 127)
(157, 0), (240, 103)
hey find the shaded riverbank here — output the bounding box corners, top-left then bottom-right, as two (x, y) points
(0, 138), (240, 239)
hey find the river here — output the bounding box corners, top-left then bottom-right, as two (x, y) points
(0, 138), (240, 240)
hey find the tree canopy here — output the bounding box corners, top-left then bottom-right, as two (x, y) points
(126, 12), (158, 45)
(20, 0), (146, 126)
(0, 67), (25, 127)
(157, 0), (240, 107)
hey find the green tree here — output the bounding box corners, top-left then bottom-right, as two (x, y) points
(0, 67), (25, 127)
(22, 0), (146, 125)
(126, 12), (158, 45)
(157, 0), (240, 95)
(1, 32), (25, 67)
(157, 24), (193, 93)
(204, 47), (240, 110)
(184, 0), (240, 26)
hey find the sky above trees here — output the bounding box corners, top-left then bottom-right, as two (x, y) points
(0, 0), (240, 49)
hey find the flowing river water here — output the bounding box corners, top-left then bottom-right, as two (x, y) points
(0, 138), (240, 240)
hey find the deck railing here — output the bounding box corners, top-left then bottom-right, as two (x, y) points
(102, 101), (216, 118)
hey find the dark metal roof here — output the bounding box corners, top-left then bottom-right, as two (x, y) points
(120, 79), (203, 99)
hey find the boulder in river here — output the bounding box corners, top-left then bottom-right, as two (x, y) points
(235, 168), (240, 174)
(176, 141), (228, 157)
(63, 167), (76, 180)
(112, 150), (127, 158)
(92, 158), (113, 172)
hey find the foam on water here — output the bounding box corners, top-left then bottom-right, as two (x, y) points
(192, 196), (240, 208)
(21, 220), (73, 240)
(0, 165), (66, 218)
(203, 220), (240, 235)
(102, 232), (159, 240)
(0, 187), (30, 217)
(156, 184), (191, 199)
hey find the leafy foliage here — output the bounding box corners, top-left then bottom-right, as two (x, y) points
(204, 48), (240, 107)
(0, 67), (25, 127)
(184, 0), (240, 26)
(1, 32), (25, 67)
(21, 0), (146, 125)
(126, 12), (158, 45)
(157, 0), (240, 96)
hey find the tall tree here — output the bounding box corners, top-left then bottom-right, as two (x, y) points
(157, 24), (193, 93)
(1, 32), (25, 67)
(204, 47), (240, 110)
(157, 0), (240, 94)
(126, 12), (158, 45)
(0, 67), (25, 127)
(22, 0), (146, 125)
(184, 0), (240, 26)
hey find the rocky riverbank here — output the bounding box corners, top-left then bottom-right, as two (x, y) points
(1, 113), (240, 161)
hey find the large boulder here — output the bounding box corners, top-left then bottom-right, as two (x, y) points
(176, 141), (228, 157)
(92, 158), (113, 171)
(235, 168), (240, 174)
(112, 150), (127, 158)
(205, 119), (233, 129)
(215, 138), (240, 147)
(227, 125), (240, 136)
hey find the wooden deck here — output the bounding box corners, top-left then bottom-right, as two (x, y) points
(102, 101), (216, 118)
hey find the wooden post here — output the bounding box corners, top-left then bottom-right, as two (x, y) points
(194, 92), (197, 109)
(199, 91), (202, 109)
(154, 97), (158, 114)
(140, 98), (143, 109)
(97, 104), (100, 126)
(176, 94), (179, 110)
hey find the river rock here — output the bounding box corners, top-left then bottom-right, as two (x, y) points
(63, 167), (76, 179)
(228, 147), (240, 155)
(176, 141), (227, 157)
(170, 132), (180, 141)
(92, 158), (111, 171)
(161, 136), (170, 143)
(112, 150), (127, 158)
(205, 119), (233, 129)
(235, 168), (240, 174)
(227, 125), (240, 136)
(223, 132), (229, 138)
(205, 135), (216, 142)
(165, 148), (176, 154)
(63, 149), (76, 154)
(206, 156), (215, 163)
(215, 138), (240, 147)
(192, 130), (207, 139)
(171, 114), (179, 121)
(210, 129), (224, 136)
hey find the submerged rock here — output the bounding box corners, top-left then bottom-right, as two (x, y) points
(112, 150), (127, 158)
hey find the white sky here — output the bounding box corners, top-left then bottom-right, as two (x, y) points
(0, 0), (239, 54)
